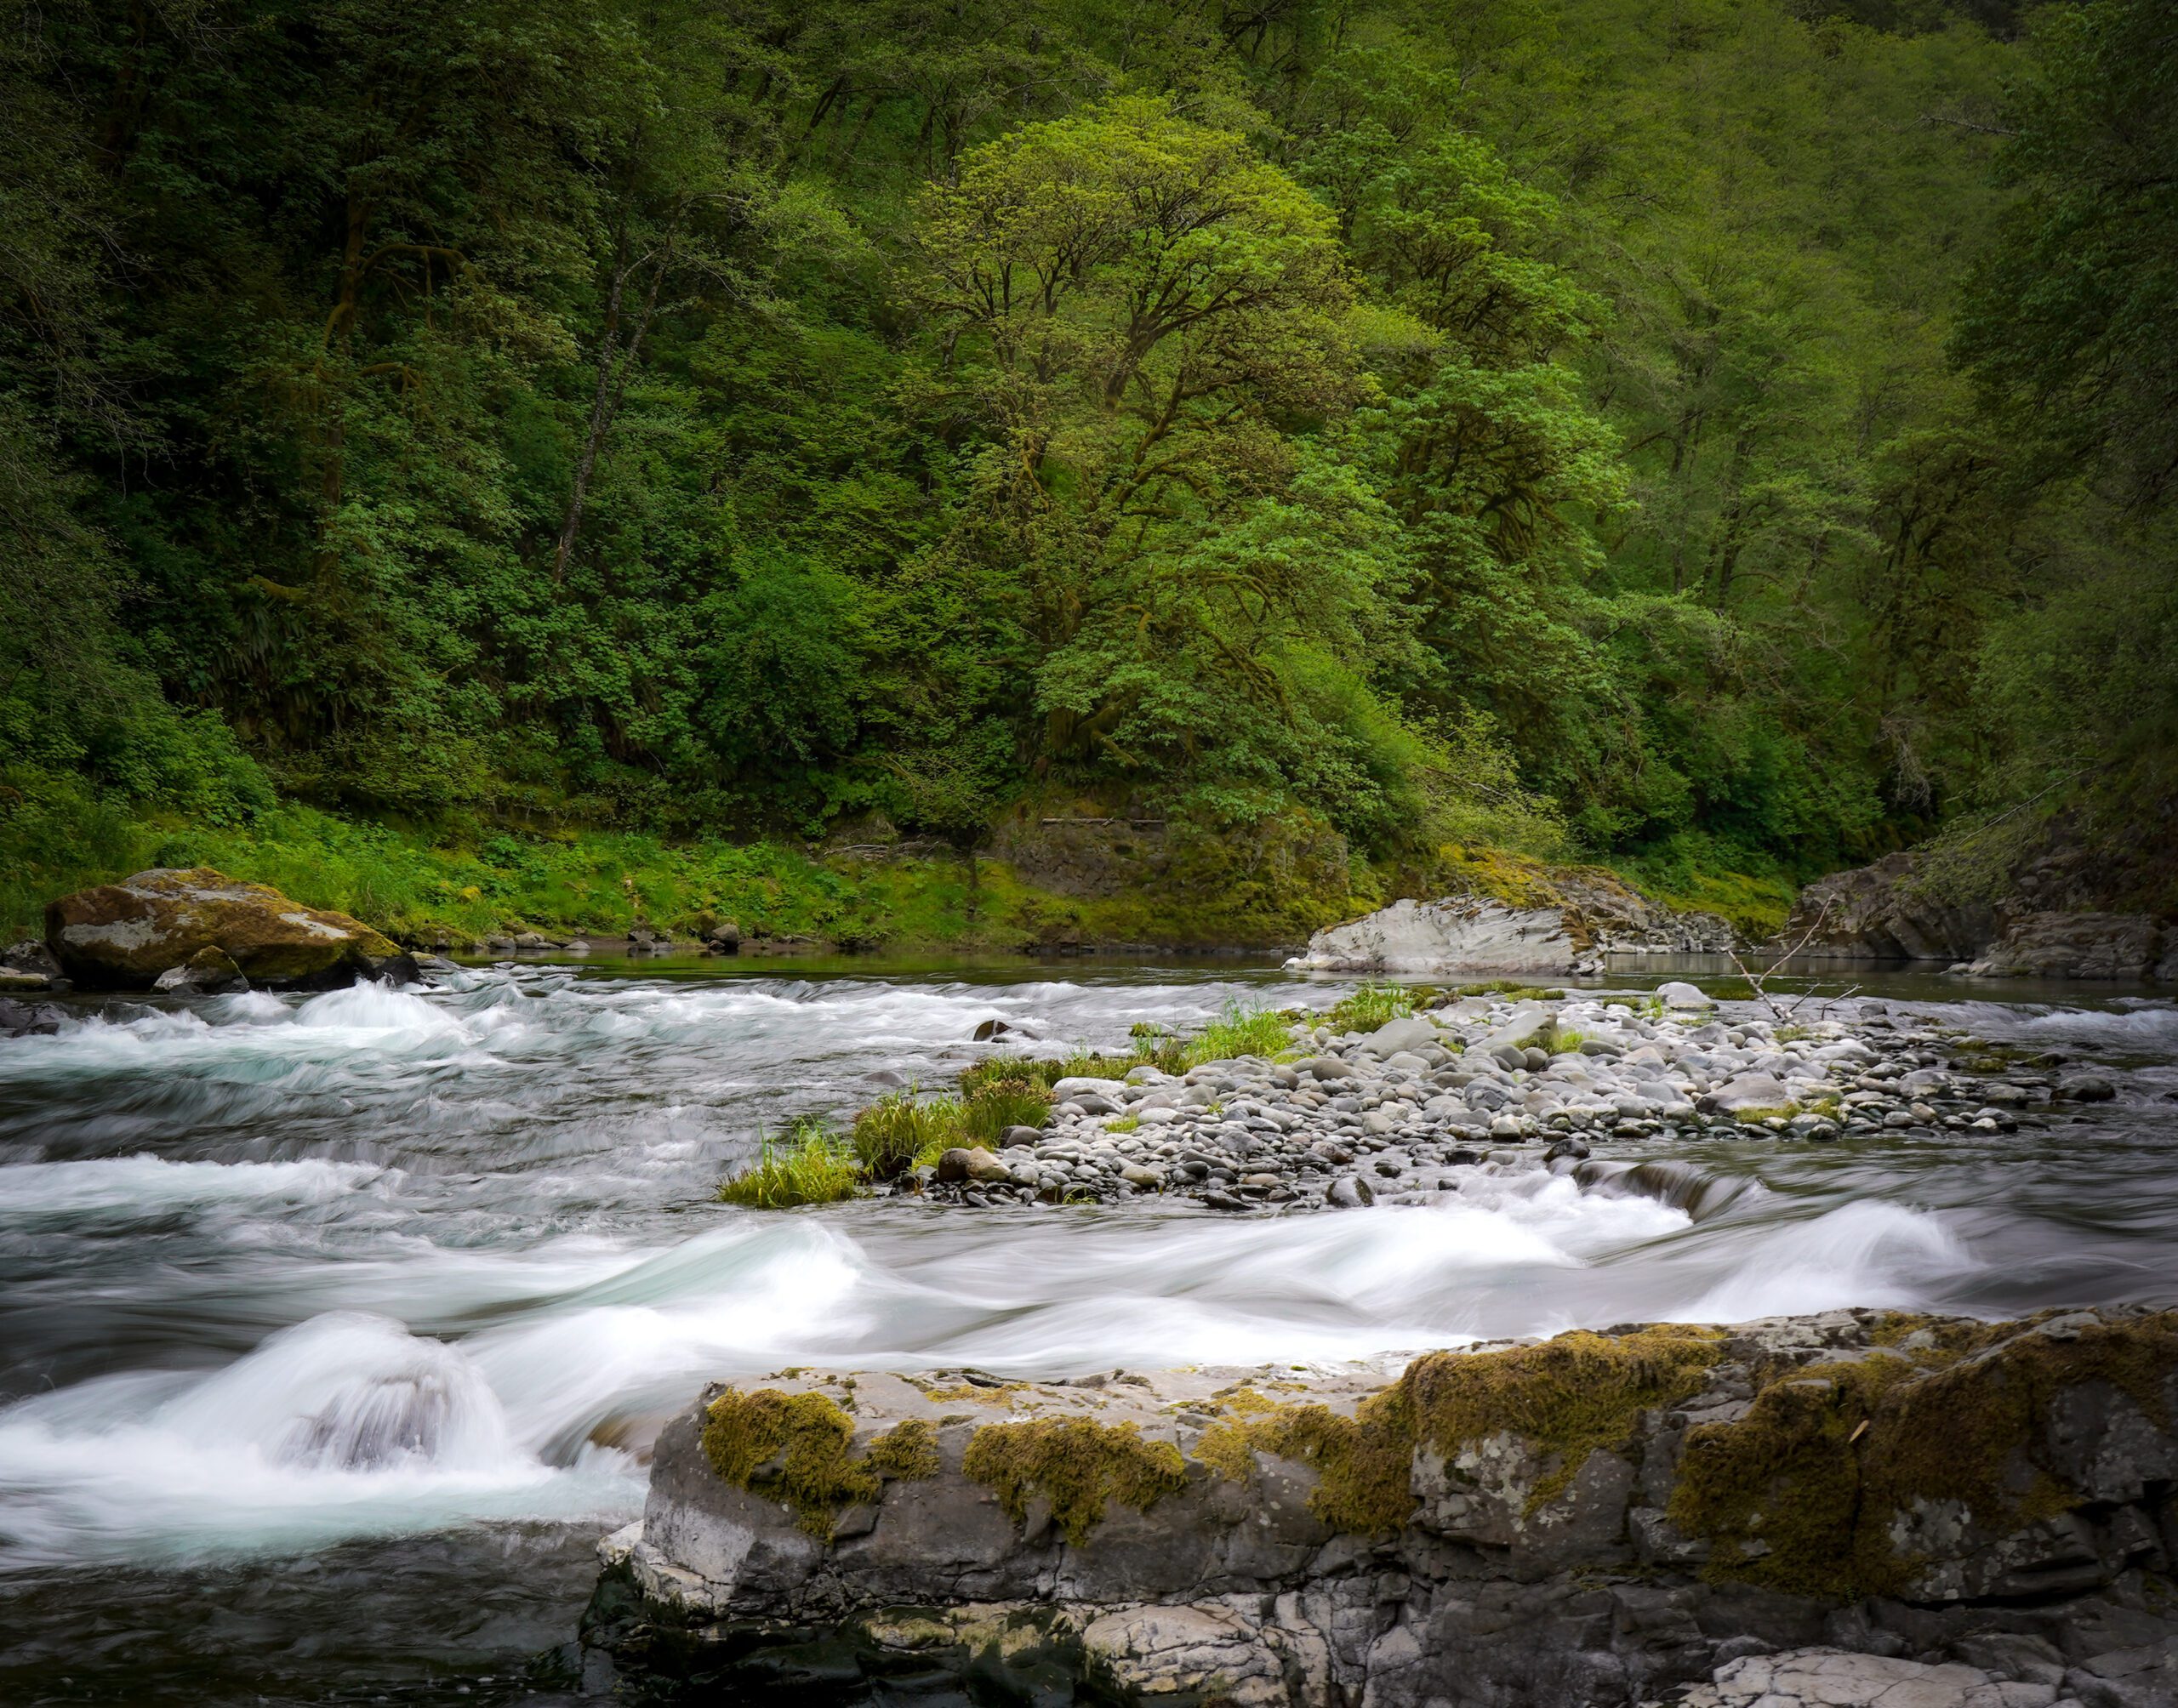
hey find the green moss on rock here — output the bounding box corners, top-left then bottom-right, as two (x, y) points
(1671, 1312), (2178, 1598)
(963, 1416), (1189, 1545)
(1404, 1325), (1726, 1506)
(700, 1388), (938, 1535)
(1193, 1325), (1725, 1533)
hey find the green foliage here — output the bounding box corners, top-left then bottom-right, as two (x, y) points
(1324, 983), (1416, 1034)
(719, 1124), (864, 1209)
(0, 0), (2151, 905)
(1182, 1002), (1295, 1067)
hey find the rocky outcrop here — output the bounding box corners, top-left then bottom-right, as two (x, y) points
(585, 1308), (2178, 1708)
(44, 867), (416, 990)
(1287, 882), (1733, 976)
(1778, 853), (1998, 964)
(1780, 854), (2173, 982)
(1959, 913), (2169, 982)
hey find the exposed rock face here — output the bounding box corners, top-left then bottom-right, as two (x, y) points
(1780, 853), (1998, 963)
(45, 867), (416, 989)
(1781, 851), (2174, 982)
(586, 1308), (2178, 1707)
(1961, 912), (2168, 982)
(1289, 897), (1578, 974)
(1287, 881), (1732, 976)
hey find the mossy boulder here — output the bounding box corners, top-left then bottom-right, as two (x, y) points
(45, 867), (416, 989)
(609, 1311), (2178, 1708)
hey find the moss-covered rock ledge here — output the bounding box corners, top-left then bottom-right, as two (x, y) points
(583, 1308), (2178, 1706)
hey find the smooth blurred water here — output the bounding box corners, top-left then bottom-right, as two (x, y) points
(0, 954), (2172, 1705)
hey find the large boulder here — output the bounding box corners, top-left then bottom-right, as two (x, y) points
(45, 867), (416, 990)
(1289, 874), (1734, 977)
(1289, 897), (1582, 974)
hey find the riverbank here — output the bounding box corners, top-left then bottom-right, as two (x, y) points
(0, 792), (1798, 959)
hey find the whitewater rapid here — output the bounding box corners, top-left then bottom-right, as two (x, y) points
(0, 961), (2172, 1593)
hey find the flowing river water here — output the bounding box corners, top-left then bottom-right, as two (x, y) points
(0, 954), (2174, 1705)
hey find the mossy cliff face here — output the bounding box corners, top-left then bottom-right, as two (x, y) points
(608, 1313), (2178, 1708)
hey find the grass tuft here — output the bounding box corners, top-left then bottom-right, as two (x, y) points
(1325, 982), (1415, 1033)
(719, 1120), (864, 1208)
(1181, 999), (1294, 1067)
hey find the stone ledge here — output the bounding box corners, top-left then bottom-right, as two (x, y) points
(583, 1307), (2178, 1705)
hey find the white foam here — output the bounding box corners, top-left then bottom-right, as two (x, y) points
(0, 1313), (636, 1567)
(1670, 1200), (1975, 1322)
(0, 1154), (379, 1217)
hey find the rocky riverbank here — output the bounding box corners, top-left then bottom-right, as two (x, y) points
(583, 1307), (2178, 1707)
(894, 984), (2096, 1215)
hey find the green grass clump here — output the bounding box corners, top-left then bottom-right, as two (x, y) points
(961, 1076), (1053, 1144)
(958, 1044), (1184, 1096)
(851, 1079), (1053, 1179)
(719, 1122), (864, 1208)
(852, 1092), (961, 1179)
(1324, 982), (1415, 1033)
(1551, 1028), (1587, 1053)
(1182, 999), (1294, 1066)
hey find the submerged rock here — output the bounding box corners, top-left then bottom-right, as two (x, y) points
(45, 867), (416, 990)
(586, 1308), (2178, 1708)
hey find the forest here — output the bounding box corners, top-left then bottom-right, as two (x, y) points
(2, 0), (2172, 942)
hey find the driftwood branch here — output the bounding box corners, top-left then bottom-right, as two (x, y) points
(1721, 898), (1837, 1021)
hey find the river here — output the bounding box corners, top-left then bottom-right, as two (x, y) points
(1, 954), (2173, 1704)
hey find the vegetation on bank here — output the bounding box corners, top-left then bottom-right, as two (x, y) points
(5, 1), (2170, 942)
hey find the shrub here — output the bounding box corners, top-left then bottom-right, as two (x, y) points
(719, 1122), (863, 1208)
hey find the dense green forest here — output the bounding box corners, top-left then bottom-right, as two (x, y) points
(2, 0), (2172, 940)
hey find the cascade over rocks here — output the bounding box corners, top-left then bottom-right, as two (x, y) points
(44, 867), (417, 990)
(585, 1308), (2178, 1708)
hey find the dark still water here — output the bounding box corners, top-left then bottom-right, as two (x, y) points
(1, 956), (2173, 1704)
